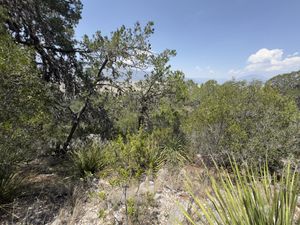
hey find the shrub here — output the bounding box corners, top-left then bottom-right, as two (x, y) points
(106, 130), (166, 182)
(151, 127), (190, 168)
(0, 31), (52, 166)
(162, 138), (189, 167)
(0, 31), (51, 205)
(186, 81), (300, 170)
(0, 165), (23, 204)
(71, 143), (107, 177)
(181, 160), (300, 225)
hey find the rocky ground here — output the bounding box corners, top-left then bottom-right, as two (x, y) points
(2, 156), (299, 225)
(0, 156), (77, 225)
(51, 165), (209, 225)
(0, 155), (209, 225)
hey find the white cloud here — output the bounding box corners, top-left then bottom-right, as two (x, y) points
(229, 48), (300, 78)
(247, 48), (283, 64)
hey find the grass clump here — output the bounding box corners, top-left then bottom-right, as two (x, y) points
(162, 138), (189, 167)
(71, 143), (107, 177)
(0, 165), (23, 204)
(181, 160), (300, 225)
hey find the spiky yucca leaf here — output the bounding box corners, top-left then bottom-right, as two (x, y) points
(0, 167), (24, 204)
(71, 144), (107, 176)
(181, 160), (299, 225)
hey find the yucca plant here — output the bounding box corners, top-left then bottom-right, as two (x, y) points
(71, 144), (107, 177)
(0, 165), (24, 204)
(181, 160), (300, 225)
(163, 139), (189, 167)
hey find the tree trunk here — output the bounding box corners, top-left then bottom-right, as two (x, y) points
(60, 58), (108, 154)
(61, 99), (89, 154)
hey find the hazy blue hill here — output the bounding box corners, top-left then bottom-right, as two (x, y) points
(237, 74), (269, 82)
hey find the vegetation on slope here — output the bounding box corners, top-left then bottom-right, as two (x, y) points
(0, 0), (299, 224)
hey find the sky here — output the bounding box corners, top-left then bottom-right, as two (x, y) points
(75, 0), (300, 83)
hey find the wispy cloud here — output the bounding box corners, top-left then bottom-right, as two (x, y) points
(195, 66), (215, 75)
(187, 65), (227, 83)
(229, 48), (300, 78)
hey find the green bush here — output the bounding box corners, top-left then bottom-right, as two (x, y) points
(187, 81), (300, 170)
(106, 130), (166, 182)
(161, 137), (189, 167)
(150, 127), (189, 167)
(71, 143), (107, 177)
(181, 160), (300, 225)
(0, 30), (52, 205)
(0, 165), (23, 204)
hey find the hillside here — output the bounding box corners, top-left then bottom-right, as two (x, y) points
(1, 1), (300, 225)
(266, 71), (300, 109)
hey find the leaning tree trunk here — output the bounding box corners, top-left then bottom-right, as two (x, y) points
(60, 58), (108, 154)
(61, 98), (89, 154)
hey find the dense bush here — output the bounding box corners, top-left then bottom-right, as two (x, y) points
(151, 128), (189, 166)
(106, 131), (166, 181)
(0, 30), (52, 203)
(0, 31), (52, 160)
(0, 165), (24, 204)
(266, 71), (300, 109)
(71, 142), (108, 177)
(186, 80), (300, 170)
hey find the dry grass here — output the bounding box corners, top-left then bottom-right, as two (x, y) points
(0, 155), (78, 225)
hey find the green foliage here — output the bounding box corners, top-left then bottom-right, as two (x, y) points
(266, 71), (300, 109)
(71, 143), (107, 177)
(127, 197), (136, 216)
(57, 22), (176, 151)
(111, 91), (140, 136)
(152, 128), (189, 167)
(81, 21), (156, 81)
(0, 30), (53, 168)
(98, 191), (107, 201)
(181, 160), (300, 225)
(1, 0), (83, 83)
(163, 139), (190, 167)
(0, 166), (24, 204)
(97, 208), (107, 219)
(187, 81), (300, 169)
(134, 70), (186, 130)
(106, 130), (165, 183)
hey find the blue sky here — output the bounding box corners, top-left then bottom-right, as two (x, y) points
(75, 0), (300, 83)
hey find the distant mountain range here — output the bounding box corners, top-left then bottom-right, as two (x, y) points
(187, 74), (269, 84)
(131, 69), (298, 86)
(236, 74), (269, 82)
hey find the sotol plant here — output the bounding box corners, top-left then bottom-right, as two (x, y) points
(71, 143), (107, 177)
(181, 160), (300, 225)
(0, 166), (24, 204)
